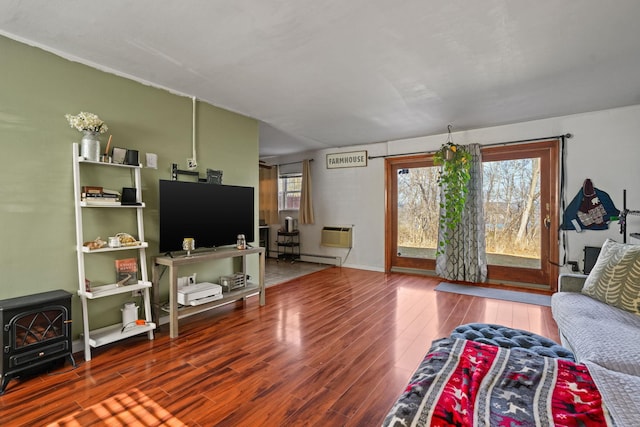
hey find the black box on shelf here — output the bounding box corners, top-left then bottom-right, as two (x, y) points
(121, 187), (141, 205)
(125, 149), (139, 166)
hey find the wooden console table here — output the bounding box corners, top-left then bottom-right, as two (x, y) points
(152, 246), (265, 338)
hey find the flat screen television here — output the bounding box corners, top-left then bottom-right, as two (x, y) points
(159, 180), (255, 253)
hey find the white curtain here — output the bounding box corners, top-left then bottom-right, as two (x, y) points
(436, 143), (488, 282)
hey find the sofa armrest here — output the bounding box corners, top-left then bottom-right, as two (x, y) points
(557, 273), (588, 292)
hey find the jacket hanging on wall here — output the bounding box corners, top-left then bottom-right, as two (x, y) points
(561, 179), (619, 231)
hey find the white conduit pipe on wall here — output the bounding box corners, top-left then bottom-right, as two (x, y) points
(190, 96), (198, 168)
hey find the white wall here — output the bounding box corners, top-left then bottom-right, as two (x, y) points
(266, 104), (640, 274)
(266, 143), (387, 271)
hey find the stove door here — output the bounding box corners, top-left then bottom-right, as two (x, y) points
(6, 305), (70, 368)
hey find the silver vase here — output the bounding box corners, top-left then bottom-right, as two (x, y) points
(80, 131), (101, 161)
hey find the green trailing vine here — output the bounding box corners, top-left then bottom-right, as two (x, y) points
(433, 141), (472, 254)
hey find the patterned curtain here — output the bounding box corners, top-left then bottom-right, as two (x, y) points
(299, 159), (315, 224)
(436, 143), (488, 282)
(259, 165), (279, 224)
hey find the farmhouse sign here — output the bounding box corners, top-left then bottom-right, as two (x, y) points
(326, 150), (368, 169)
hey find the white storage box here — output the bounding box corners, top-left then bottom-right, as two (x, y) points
(178, 282), (222, 305)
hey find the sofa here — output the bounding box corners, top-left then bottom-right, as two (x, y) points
(552, 240), (640, 426)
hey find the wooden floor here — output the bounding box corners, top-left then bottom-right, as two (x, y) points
(0, 268), (560, 426)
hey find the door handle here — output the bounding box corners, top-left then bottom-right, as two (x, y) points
(544, 215), (551, 229)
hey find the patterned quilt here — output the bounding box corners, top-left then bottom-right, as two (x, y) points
(382, 338), (614, 427)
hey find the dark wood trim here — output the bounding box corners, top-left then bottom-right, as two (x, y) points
(481, 140), (560, 289)
(384, 157), (393, 272)
(385, 155), (437, 273)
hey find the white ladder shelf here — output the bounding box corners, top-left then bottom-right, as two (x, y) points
(72, 143), (155, 361)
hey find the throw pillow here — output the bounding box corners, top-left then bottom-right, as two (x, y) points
(582, 238), (640, 315)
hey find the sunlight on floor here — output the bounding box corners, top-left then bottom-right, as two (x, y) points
(265, 258), (331, 287)
(47, 388), (185, 427)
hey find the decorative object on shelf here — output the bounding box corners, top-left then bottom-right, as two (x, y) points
(182, 237), (195, 257)
(65, 112), (108, 162)
(112, 147), (127, 164)
(206, 168), (223, 184)
(80, 131), (101, 162)
(433, 125), (472, 254)
(121, 187), (140, 205)
(65, 111), (108, 133)
(101, 135), (113, 163)
(115, 232), (139, 246)
(83, 236), (107, 250)
(125, 149), (139, 166)
(108, 236), (121, 248)
(121, 302), (139, 329)
(81, 187), (120, 204)
(237, 234), (246, 250)
(220, 273), (247, 292)
(115, 257), (138, 286)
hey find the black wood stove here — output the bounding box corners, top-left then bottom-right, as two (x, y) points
(0, 290), (75, 394)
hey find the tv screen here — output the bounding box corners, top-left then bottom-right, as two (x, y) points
(159, 180), (255, 253)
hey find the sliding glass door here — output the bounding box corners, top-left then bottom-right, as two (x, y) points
(386, 140), (559, 289)
(387, 156), (438, 271)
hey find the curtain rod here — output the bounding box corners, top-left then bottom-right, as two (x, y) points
(260, 158), (314, 168)
(367, 133), (573, 160)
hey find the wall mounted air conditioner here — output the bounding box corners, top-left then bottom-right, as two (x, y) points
(321, 226), (353, 248)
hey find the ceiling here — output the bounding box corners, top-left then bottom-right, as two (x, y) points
(2, 1), (640, 159)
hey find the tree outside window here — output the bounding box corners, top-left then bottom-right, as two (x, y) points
(278, 174), (302, 210)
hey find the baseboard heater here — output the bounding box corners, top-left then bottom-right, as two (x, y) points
(321, 226), (353, 248)
(300, 253), (343, 267)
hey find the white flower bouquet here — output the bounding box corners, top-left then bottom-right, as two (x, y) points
(65, 112), (108, 134)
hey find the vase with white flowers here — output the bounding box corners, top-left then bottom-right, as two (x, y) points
(65, 112), (108, 162)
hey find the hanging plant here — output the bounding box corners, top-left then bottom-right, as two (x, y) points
(433, 141), (472, 253)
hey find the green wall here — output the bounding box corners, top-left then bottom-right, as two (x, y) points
(0, 36), (259, 337)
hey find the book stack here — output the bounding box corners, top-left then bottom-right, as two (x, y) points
(81, 186), (121, 204)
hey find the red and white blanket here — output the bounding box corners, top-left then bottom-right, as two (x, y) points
(383, 338), (614, 426)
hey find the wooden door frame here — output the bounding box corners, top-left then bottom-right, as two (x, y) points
(481, 140), (560, 290)
(385, 140), (560, 290)
(385, 155), (437, 272)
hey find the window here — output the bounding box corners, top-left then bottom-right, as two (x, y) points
(396, 164), (440, 259)
(278, 174), (302, 210)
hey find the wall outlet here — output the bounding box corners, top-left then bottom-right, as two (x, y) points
(187, 158), (197, 169)
(145, 152), (158, 169)
(567, 261), (580, 272)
